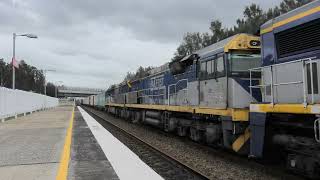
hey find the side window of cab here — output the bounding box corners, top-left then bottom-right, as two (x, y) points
(215, 54), (225, 78)
(200, 61), (207, 79)
(199, 54), (225, 80)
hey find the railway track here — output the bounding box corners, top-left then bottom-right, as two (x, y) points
(82, 106), (209, 180)
(82, 106), (303, 180)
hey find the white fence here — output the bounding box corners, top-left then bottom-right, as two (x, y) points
(0, 87), (59, 120)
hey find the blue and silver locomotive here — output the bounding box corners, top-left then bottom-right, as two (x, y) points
(105, 33), (261, 154)
(82, 1), (320, 178)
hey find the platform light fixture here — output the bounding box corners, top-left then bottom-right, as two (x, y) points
(12, 33), (38, 90)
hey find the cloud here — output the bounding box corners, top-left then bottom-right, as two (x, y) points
(0, 0), (281, 89)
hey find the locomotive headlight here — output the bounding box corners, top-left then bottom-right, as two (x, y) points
(249, 40), (261, 47)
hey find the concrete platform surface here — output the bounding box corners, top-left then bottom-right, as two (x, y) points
(0, 106), (73, 180)
(78, 107), (163, 180)
(68, 107), (119, 180)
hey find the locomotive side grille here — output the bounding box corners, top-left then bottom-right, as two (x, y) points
(276, 18), (320, 58)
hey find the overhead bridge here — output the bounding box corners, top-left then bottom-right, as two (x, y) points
(57, 87), (104, 98)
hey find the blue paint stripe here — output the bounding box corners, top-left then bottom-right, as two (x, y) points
(232, 77), (262, 102)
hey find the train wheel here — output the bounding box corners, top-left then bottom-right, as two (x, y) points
(190, 127), (202, 142)
(177, 126), (188, 136)
(132, 111), (141, 123)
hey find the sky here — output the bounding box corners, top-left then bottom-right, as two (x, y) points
(0, 0), (281, 89)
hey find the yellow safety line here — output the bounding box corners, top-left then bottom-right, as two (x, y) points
(56, 106), (75, 180)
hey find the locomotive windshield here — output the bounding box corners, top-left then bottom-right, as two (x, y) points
(229, 52), (261, 72)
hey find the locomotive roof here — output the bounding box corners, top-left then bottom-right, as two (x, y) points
(195, 33), (260, 59)
(261, 0), (320, 34)
(195, 35), (236, 57)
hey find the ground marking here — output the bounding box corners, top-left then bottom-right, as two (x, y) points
(56, 106), (75, 180)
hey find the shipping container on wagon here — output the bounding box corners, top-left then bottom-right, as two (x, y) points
(95, 92), (106, 109)
(82, 96), (90, 105)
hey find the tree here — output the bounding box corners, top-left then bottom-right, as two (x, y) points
(279, 0), (311, 13)
(124, 72), (135, 82)
(135, 66), (152, 79)
(122, 66), (153, 82)
(46, 82), (56, 97)
(0, 59), (6, 86)
(171, 0), (313, 62)
(0, 59), (48, 94)
(242, 4), (265, 34)
(210, 20), (228, 42)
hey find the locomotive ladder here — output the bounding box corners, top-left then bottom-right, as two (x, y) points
(163, 111), (171, 132)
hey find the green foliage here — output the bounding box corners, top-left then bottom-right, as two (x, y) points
(123, 66), (153, 82)
(0, 58), (50, 95)
(46, 82), (56, 97)
(171, 0), (313, 61)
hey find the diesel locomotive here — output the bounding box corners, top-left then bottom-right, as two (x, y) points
(82, 1), (320, 178)
(249, 0), (320, 177)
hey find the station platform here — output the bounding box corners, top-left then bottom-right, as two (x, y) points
(0, 105), (163, 180)
(0, 105), (73, 180)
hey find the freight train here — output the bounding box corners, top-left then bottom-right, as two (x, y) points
(82, 1), (320, 178)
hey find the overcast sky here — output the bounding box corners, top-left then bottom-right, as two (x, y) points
(0, 0), (281, 89)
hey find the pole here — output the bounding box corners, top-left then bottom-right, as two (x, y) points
(44, 70), (47, 95)
(12, 33), (16, 90)
(0, 58), (3, 86)
(55, 85), (57, 98)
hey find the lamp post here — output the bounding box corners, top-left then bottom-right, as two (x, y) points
(12, 33), (38, 90)
(43, 69), (56, 95)
(0, 58), (3, 86)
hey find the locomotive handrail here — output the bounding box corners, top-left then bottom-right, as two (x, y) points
(249, 57), (319, 106)
(136, 86), (166, 105)
(168, 79), (188, 105)
(137, 87), (166, 97)
(273, 81), (304, 86)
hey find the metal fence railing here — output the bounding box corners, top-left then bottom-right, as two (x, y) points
(168, 79), (188, 105)
(137, 86), (166, 105)
(249, 58), (319, 106)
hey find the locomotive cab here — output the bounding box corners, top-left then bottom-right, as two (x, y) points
(197, 34), (261, 109)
